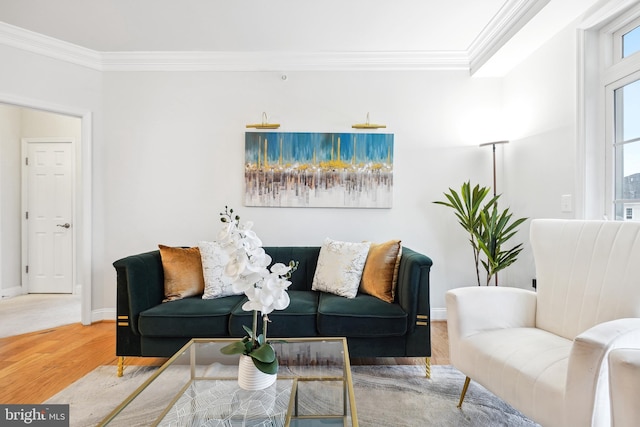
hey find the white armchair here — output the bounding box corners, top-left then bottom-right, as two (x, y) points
(446, 219), (640, 427)
(608, 348), (640, 427)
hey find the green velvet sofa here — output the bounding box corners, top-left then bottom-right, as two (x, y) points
(114, 246), (433, 376)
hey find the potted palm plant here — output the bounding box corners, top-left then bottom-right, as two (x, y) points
(434, 181), (527, 286)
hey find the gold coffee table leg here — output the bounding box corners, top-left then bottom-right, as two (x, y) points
(117, 356), (125, 377)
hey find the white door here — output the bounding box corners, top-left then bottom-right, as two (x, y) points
(24, 140), (74, 293)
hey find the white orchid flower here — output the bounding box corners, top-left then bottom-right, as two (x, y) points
(259, 293), (275, 314)
(270, 263), (291, 276)
(241, 299), (262, 312)
(246, 247), (269, 263)
(245, 285), (275, 314)
(260, 275), (291, 311)
(224, 253), (247, 280)
(216, 221), (234, 241)
(242, 271), (265, 287)
(278, 279), (292, 291)
(231, 273), (255, 294)
(242, 231), (263, 250)
(272, 291), (290, 311)
(267, 273), (292, 291)
(246, 246), (266, 259)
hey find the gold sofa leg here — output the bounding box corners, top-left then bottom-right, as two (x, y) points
(117, 356), (125, 377)
(425, 357), (431, 379)
(457, 376), (471, 408)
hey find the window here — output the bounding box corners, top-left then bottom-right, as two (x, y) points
(623, 25), (640, 58)
(602, 12), (640, 221)
(613, 76), (640, 221)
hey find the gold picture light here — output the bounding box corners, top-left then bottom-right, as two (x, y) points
(246, 112), (280, 129)
(352, 112), (386, 129)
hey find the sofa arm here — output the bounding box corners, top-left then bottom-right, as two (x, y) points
(609, 348), (640, 427)
(565, 318), (640, 427)
(396, 247), (433, 329)
(113, 250), (165, 334)
(446, 287), (537, 340)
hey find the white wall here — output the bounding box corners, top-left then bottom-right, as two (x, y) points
(0, 104), (22, 296)
(21, 109), (82, 140)
(102, 70), (505, 315)
(0, 22), (586, 320)
(0, 44), (102, 318)
(501, 23), (579, 288)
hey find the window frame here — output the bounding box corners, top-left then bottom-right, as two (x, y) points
(602, 13), (640, 220)
(605, 70), (640, 219)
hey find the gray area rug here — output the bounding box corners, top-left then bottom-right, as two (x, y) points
(47, 365), (540, 427)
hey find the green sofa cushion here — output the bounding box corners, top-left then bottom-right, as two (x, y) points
(138, 295), (244, 337)
(229, 290), (319, 337)
(317, 292), (407, 337)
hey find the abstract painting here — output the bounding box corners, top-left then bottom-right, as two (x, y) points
(245, 132), (394, 208)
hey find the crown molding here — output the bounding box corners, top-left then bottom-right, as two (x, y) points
(0, 21), (102, 70)
(0, 21), (468, 72)
(467, 0), (550, 75)
(1, 4), (565, 75)
(100, 50), (469, 72)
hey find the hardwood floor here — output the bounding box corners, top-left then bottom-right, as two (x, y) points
(0, 320), (449, 404)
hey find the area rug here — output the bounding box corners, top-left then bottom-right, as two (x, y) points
(46, 365), (540, 427)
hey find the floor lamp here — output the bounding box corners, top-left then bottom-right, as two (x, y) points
(479, 140), (509, 285)
(479, 140), (509, 197)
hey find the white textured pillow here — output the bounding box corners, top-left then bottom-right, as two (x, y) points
(198, 241), (239, 299)
(312, 238), (371, 298)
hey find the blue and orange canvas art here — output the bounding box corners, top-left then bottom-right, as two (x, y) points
(245, 132), (394, 208)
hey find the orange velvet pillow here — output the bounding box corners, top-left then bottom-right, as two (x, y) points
(159, 245), (205, 302)
(359, 240), (402, 303)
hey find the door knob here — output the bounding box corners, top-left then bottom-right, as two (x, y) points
(56, 223), (71, 229)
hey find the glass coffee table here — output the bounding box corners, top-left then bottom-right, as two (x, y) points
(100, 337), (358, 426)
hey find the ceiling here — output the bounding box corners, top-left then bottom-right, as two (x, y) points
(0, 0), (606, 75)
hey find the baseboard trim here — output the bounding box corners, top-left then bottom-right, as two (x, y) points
(431, 307), (447, 321)
(1, 286), (25, 299)
(91, 308), (116, 324)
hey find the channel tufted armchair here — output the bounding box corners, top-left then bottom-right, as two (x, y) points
(446, 219), (640, 427)
(608, 348), (640, 427)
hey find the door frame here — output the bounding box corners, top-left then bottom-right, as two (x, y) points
(1, 93), (92, 326)
(21, 137), (77, 294)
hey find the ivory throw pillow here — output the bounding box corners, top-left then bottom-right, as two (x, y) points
(198, 241), (239, 299)
(312, 238), (371, 298)
(359, 240), (402, 303)
(158, 245), (205, 302)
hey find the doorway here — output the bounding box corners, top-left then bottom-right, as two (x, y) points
(0, 99), (91, 326)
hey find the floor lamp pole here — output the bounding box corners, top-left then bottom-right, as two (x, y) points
(480, 140), (508, 197)
(479, 140), (509, 286)
(491, 143), (497, 197)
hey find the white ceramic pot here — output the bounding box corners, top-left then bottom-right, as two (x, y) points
(237, 354), (277, 390)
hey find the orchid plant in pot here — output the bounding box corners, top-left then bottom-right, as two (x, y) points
(216, 207), (297, 389)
